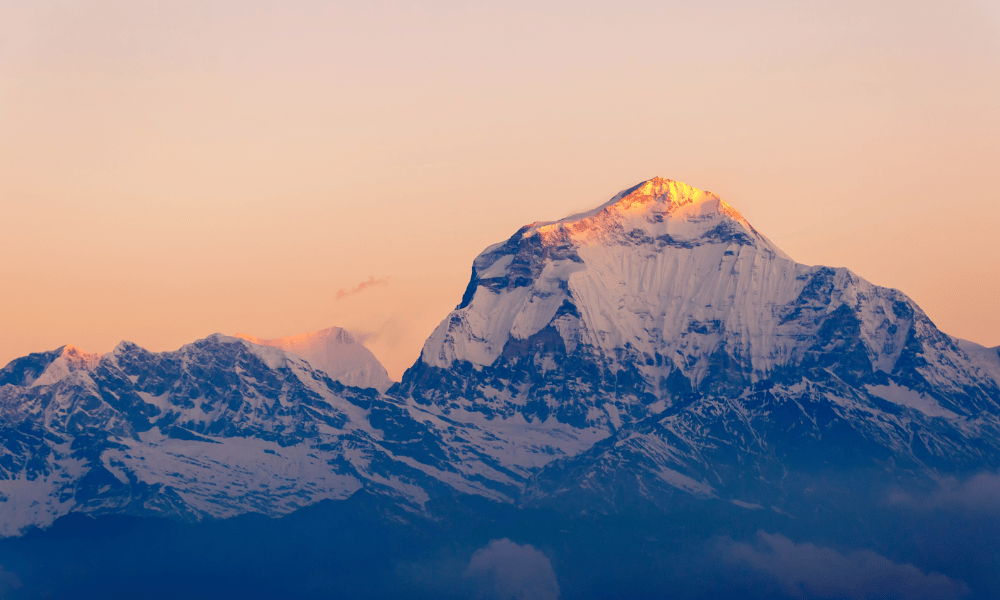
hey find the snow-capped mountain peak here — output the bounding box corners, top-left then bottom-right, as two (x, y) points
(407, 178), (999, 436)
(392, 177), (1000, 515)
(418, 177), (792, 373)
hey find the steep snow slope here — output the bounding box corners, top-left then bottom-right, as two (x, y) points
(236, 327), (393, 392)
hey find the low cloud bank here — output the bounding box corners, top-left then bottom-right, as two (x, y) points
(464, 538), (560, 600)
(720, 532), (968, 600)
(889, 472), (1000, 513)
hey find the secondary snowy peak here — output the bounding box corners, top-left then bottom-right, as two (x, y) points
(235, 327), (392, 392)
(31, 345), (103, 388)
(0, 344), (102, 388)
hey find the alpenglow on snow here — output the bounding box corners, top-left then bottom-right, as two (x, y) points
(2, 177), (999, 534)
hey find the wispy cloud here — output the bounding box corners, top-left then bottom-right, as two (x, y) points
(336, 276), (389, 300)
(718, 532), (968, 600)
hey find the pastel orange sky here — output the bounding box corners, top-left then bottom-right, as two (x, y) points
(1, 0), (998, 380)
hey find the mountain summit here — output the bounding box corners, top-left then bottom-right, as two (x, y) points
(522, 177), (783, 256)
(416, 177), (790, 376)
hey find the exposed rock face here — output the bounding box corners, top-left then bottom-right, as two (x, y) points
(2, 177), (999, 535)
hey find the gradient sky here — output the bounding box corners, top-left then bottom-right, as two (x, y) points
(1, 0), (998, 380)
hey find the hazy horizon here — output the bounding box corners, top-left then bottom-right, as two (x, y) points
(2, 0), (998, 380)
